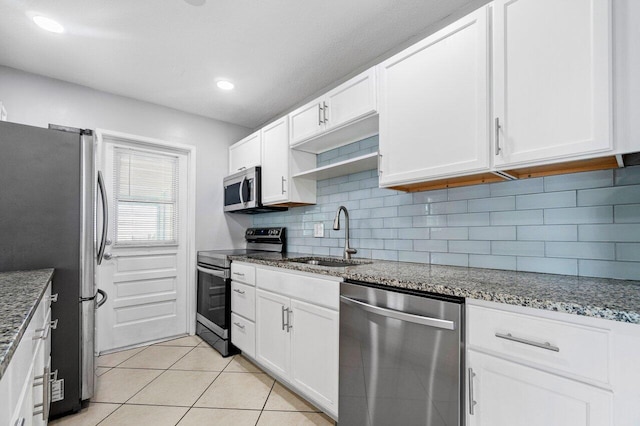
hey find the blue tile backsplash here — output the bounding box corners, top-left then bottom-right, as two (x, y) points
(254, 136), (640, 280)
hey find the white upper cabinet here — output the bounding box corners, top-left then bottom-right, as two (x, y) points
(377, 6), (491, 187)
(228, 131), (261, 174)
(261, 116), (316, 206)
(261, 117), (290, 205)
(289, 68), (377, 152)
(492, 0), (612, 168)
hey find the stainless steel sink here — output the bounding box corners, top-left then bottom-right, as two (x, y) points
(287, 257), (371, 268)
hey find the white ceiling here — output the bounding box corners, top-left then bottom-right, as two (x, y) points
(0, 0), (477, 129)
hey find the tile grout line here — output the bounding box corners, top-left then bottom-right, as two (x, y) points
(95, 403), (124, 426)
(254, 379), (277, 426)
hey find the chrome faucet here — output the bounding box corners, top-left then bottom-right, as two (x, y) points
(333, 206), (357, 260)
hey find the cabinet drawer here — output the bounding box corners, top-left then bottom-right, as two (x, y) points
(256, 267), (340, 310)
(231, 313), (255, 358)
(231, 263), (255, 286)
(468, 305), (611, 385)
(231, 281), (255, 321)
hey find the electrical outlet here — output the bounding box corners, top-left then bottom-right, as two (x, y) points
(313, 223), (324, 238)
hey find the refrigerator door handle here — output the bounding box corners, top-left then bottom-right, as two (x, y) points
(96, 170), (109, 265)
(96, 289), (108, 308)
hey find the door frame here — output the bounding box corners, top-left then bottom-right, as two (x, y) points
(96, 128), (197, 336)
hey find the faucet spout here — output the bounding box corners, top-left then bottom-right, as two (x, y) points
(333, 206), (357, 260)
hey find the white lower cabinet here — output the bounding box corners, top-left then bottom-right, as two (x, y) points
(1, 282), (53, 426)
(467, 350), (612, 426)
(252, 266), (340, 419)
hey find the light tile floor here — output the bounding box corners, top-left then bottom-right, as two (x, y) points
(50, 335), (335, 426)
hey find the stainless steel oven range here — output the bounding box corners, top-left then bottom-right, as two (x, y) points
(196, 227), (286, 356)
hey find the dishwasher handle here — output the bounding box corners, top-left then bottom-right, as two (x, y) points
(340, 295), (456, 330)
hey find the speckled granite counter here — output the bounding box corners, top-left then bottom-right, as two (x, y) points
(231, 253), (640, 324)
(0, 269), (54, 380)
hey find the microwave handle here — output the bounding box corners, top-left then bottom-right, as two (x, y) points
(239, 176), (247, 205)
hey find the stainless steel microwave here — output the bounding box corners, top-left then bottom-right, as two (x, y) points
(223, 166), (287, 214)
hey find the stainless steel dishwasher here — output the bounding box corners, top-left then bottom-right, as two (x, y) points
(339, 280), (464, 426)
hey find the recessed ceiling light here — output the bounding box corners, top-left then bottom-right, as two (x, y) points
(217, 80), (235, 91)
(33, 16), (64, 33)
(184, 0), (206, 6)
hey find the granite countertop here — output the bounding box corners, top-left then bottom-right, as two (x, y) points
(231, 253), (640, 324)
(0, 269), (54, 380)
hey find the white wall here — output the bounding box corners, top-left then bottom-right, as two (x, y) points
(0, 65), (252, 250)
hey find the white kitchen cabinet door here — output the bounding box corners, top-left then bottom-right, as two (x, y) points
(325, 68), (376, 131)
(467, 350), (613, 426)
(261, 117), (289, 205)
(492, 0), (612, 168)
(289, 98), (324, 146)
(378, 6), (490, 187)
(255, 289), (291, 380)
(290, 299), (339, 416)
(229, 131), (261, 174)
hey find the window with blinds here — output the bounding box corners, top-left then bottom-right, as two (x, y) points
(113, 148), (179, 246)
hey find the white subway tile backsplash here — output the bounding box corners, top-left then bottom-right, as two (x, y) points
(255, 139), (640, 280)
(544, 206), (613, 224)
(431, 227), (468, 240)
(448, 184), (490, 201)
(490, 178), (543, 197)
(616, 243), (640, 261)
(468, 226), (517, 241)
(446, 213), (491, 227)
(492, 241), (545, 257)
(429, 200), (467, 215)
(544, 169), (613, 192)
(546, 242), (615, 260)
(468, 196), (515, 212)
(517, 225), (578, 241)
(491, 210), (544, 226)
(579, 224), (640, 242)
(431, 252), (468, 267)
(614, 204), (640, 223)
(469, 255), (517, 271)
(516, 191), (576, 210)
(578, 259), (640, 280)
(449, 240), (491, 254)
(578, 185), (640, 206)
(517, 257), (578, 275)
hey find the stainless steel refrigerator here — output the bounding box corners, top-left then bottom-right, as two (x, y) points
(0, 120), (108, 418)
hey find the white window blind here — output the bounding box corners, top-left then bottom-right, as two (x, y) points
(113, 148), (179, 246)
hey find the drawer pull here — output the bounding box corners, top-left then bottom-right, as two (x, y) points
(49, 293), (59, 303)
(233, 272), (245, 277)
(33, 319), (57, 340)
(233, 322), (245, 329)
(233, 288), (246, 295)
(495, 332), (559, 352)
(468, 368), (477, 415)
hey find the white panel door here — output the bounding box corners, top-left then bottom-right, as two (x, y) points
(255, 289), (291, 379)
(261, 117), (289, 205)
(492, 0), (612, 168)
(467, 350), (613, 426)
(325, 68), (377, 131)
(289, 98), (324, 146)
(378, 6), (490, 186)
(290, 299), (339, 416)
(97, 137), (189, 353)
(229, 131), (261, 173)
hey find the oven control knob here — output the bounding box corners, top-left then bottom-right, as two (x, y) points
(247, 229), (254, 235)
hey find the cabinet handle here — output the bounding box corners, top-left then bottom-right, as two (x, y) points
(238, 166), (246, 171)
(33, 366), (50, 420)
(233, 321), (245, 330)
(495, 117), (501, 155)
(495, 332), (560, 352)
(281, 306), (287, 331)
(49, 293), (59, 303)
(323, 101), (328, 124)
(281, 176), (286, 194)
(33, 319), (57, 341)
(468, 368), (477, 415)
(286, 308), (292, 332)
(233, 272), (245, 277)
(15, 418), (25, 426)
(318, 103), (324, 126)
(233, 288), (245, 295)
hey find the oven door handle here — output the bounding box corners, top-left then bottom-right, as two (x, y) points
(197, 265), (228, 278)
